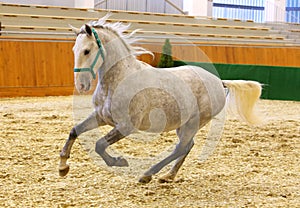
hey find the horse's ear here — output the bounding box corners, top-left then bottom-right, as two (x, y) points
(69, 24), (80, 36)
(85, 24), (92, 36)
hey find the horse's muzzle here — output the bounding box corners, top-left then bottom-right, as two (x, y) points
(77, 82), (91, 93)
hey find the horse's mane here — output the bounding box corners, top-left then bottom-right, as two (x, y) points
(88, 14), (153, 57)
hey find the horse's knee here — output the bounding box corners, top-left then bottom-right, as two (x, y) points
(175, 140), (194, 156)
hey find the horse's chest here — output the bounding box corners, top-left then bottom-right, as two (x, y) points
(94, 95), (115, 126)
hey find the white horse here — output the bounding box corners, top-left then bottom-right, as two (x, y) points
(59, 16), (262, 183)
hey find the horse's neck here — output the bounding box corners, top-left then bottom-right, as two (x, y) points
(97, 44), (141, 95)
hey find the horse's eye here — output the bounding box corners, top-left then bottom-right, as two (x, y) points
(84, 49), (90, 55)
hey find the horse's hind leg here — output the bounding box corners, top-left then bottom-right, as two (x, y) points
(59, 111), (104, 176)
(139, 116), (198, 183)
(95, 127), (129, 167)
(158, 140), (194, 183)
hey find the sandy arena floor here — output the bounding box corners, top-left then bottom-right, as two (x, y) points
(0, 96), (299, 207)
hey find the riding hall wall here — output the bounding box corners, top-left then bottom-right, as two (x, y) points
(0, 39), (74, 97)
(0, 38), (300, 99)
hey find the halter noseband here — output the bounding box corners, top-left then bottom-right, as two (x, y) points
(74, 28), (105, 79)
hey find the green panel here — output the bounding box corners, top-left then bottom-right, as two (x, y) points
(213, 63), (270, 99)
(174, 61), (300, 101)
(268, 67), (300, 100)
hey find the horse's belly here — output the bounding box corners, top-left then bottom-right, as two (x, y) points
(129, 88), (183, 133)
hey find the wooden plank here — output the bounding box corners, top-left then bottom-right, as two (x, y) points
(0, 36), (75, 41)
(139, 43), (300, 67)
(0, 86), (74, 97)
(290, 29), (300, 32)
(1, 24), (69, 30)
(0, 13), (270, 31)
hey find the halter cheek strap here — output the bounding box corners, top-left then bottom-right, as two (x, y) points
(74, 28), (105, 79)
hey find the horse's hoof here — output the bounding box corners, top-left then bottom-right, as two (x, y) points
(158, 174), (175, 183)
(59, 165), (70, 177)
(139, 175), (152, 184)
(158, 177), (173, 183)
(114, 157), (129, 167)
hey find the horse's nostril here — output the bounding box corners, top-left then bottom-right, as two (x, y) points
(80, 84), (85, 90)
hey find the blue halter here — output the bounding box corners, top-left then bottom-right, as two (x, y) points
(74, 28), (105, 79)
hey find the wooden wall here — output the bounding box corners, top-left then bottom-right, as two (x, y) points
(1, 38), (300, 97)
(0, 39), (74, 97)
(140, 43), (300, 67)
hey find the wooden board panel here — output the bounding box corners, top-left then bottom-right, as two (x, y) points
(139, 44), (300, 67)
(1, 39), (300, 97)
(0, 86), (74, 97)
(0, 40), (74, 87)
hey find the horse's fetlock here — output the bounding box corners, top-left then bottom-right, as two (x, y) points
(69, 128), (78, 139)
(95, 139), (108, 153)
(59, 150), (69, 159)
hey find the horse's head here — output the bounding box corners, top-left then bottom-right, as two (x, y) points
(71, 24), (105, 93)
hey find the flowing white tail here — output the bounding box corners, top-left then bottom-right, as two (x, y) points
(222, 80), (263, 125)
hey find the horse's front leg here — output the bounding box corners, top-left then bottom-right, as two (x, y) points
(95, 127), (129, 167)
(59, 111), (105, 176)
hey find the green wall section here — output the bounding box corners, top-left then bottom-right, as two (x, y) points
(174, 61), (300, 101)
